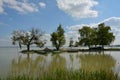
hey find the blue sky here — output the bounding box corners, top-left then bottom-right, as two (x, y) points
(0, 0), (120, 46)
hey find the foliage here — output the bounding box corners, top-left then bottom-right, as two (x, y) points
(11, 28), (45, 51)
(69, 38), (74, 47)
(2, 70), (119, 80)
(74, 41), (79, 47)
(78, 23), (115, 49)
(79, 53), (116, 72)
(51, 24), (66, 50)
(2, 53), (118, 80)
(79, 26), (95, 48)
(97, 23), (115, 48)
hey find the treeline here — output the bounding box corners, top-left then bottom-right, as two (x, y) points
(76, 23), (115, 49)
(11, 23), (115, 51)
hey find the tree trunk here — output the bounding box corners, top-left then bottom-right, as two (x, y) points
(102, 45), (104, 50)
(88, 45), (91, 50)
(27, 44), (30, 51)
(55, 44), (60, 51)
(56, 45), (60, 51)
(56, 46), (59, 51)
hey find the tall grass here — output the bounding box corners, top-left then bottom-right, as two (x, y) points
(78, 53), (116, 72)
(3, 69), (119, 80)
(1, 53), (119, 80)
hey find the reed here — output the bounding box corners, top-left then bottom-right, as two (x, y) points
(2, 53), (119, 80)
(3, 69), (119, 80)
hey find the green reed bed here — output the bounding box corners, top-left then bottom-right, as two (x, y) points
(1, 69), (119, 80)
(1, 53), (119, 80)
(78, 53), (116, 72)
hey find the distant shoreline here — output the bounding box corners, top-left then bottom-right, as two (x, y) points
(1, 46), (120, 52)
(19, 47), (120, 55)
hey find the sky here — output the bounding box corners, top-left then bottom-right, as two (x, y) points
(0, 0), (120, 46)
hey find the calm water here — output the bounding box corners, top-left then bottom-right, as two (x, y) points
(0, 47), (120, 77)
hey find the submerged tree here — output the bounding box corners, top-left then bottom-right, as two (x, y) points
(12, 28), (46, 51)
(69, 38), (74, 47)
(78, 26), (95, 49)
(96, 23), (115, 48)
(74, 41), (79, 47)
(78, 23), (115, 49)
(50, 24), (66, 50)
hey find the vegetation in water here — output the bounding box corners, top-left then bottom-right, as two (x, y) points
(50, 24), (66, 51)
(78, 23), (115, 49)
(11, 23), (116, 52)
(11, 28), (46, 51)
(1, 69), (119, 80)
(78, 53), (116, 72)
(69, 37), (74, 47)
(0, 53), (118, 80)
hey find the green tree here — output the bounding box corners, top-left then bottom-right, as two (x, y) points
(51, 24), (66, 50)
(92, 28), (98, 47)
(78, 23), (115, 49)
(69, 38), (74, 47)
(12, 28), (45, 51)
(78, 26), (95, 49)
(74, 41), (79, 47)
(96, 23), (115, 48)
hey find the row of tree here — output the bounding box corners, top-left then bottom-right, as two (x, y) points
(78, 23), (115, 49)
(12, 23), (115, 51)
(11, 25), (66, 51)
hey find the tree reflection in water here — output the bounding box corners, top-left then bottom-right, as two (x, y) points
(78, 53), (116, 72)
(11, 53), (45, 77)
(10, 53), (66, 77)
(10, 52), (116, 77)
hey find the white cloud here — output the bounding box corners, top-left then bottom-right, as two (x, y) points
(67, 17), (120, 45)
(65, 31), (80, 46)
(39, 2), (46, 8)
(0, 0), (4, 14)
(42, 34), (52, 47)
(101, 17), (120, 32)
(68, 24), (94, 31)
(0, 0), (39, 14)
(57, 0), (98, 18)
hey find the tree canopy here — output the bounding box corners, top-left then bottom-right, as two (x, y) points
(78, 26), (96, 48)
(50, 24), (66, 50)
(96, 23), (115, 48)
(78, 23), (115, 49)
(12, 28), (46, 51)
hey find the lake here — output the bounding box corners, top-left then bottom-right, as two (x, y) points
(0, 47), (120, 78)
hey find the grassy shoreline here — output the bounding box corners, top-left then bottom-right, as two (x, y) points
(1, 69), (119, 80)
